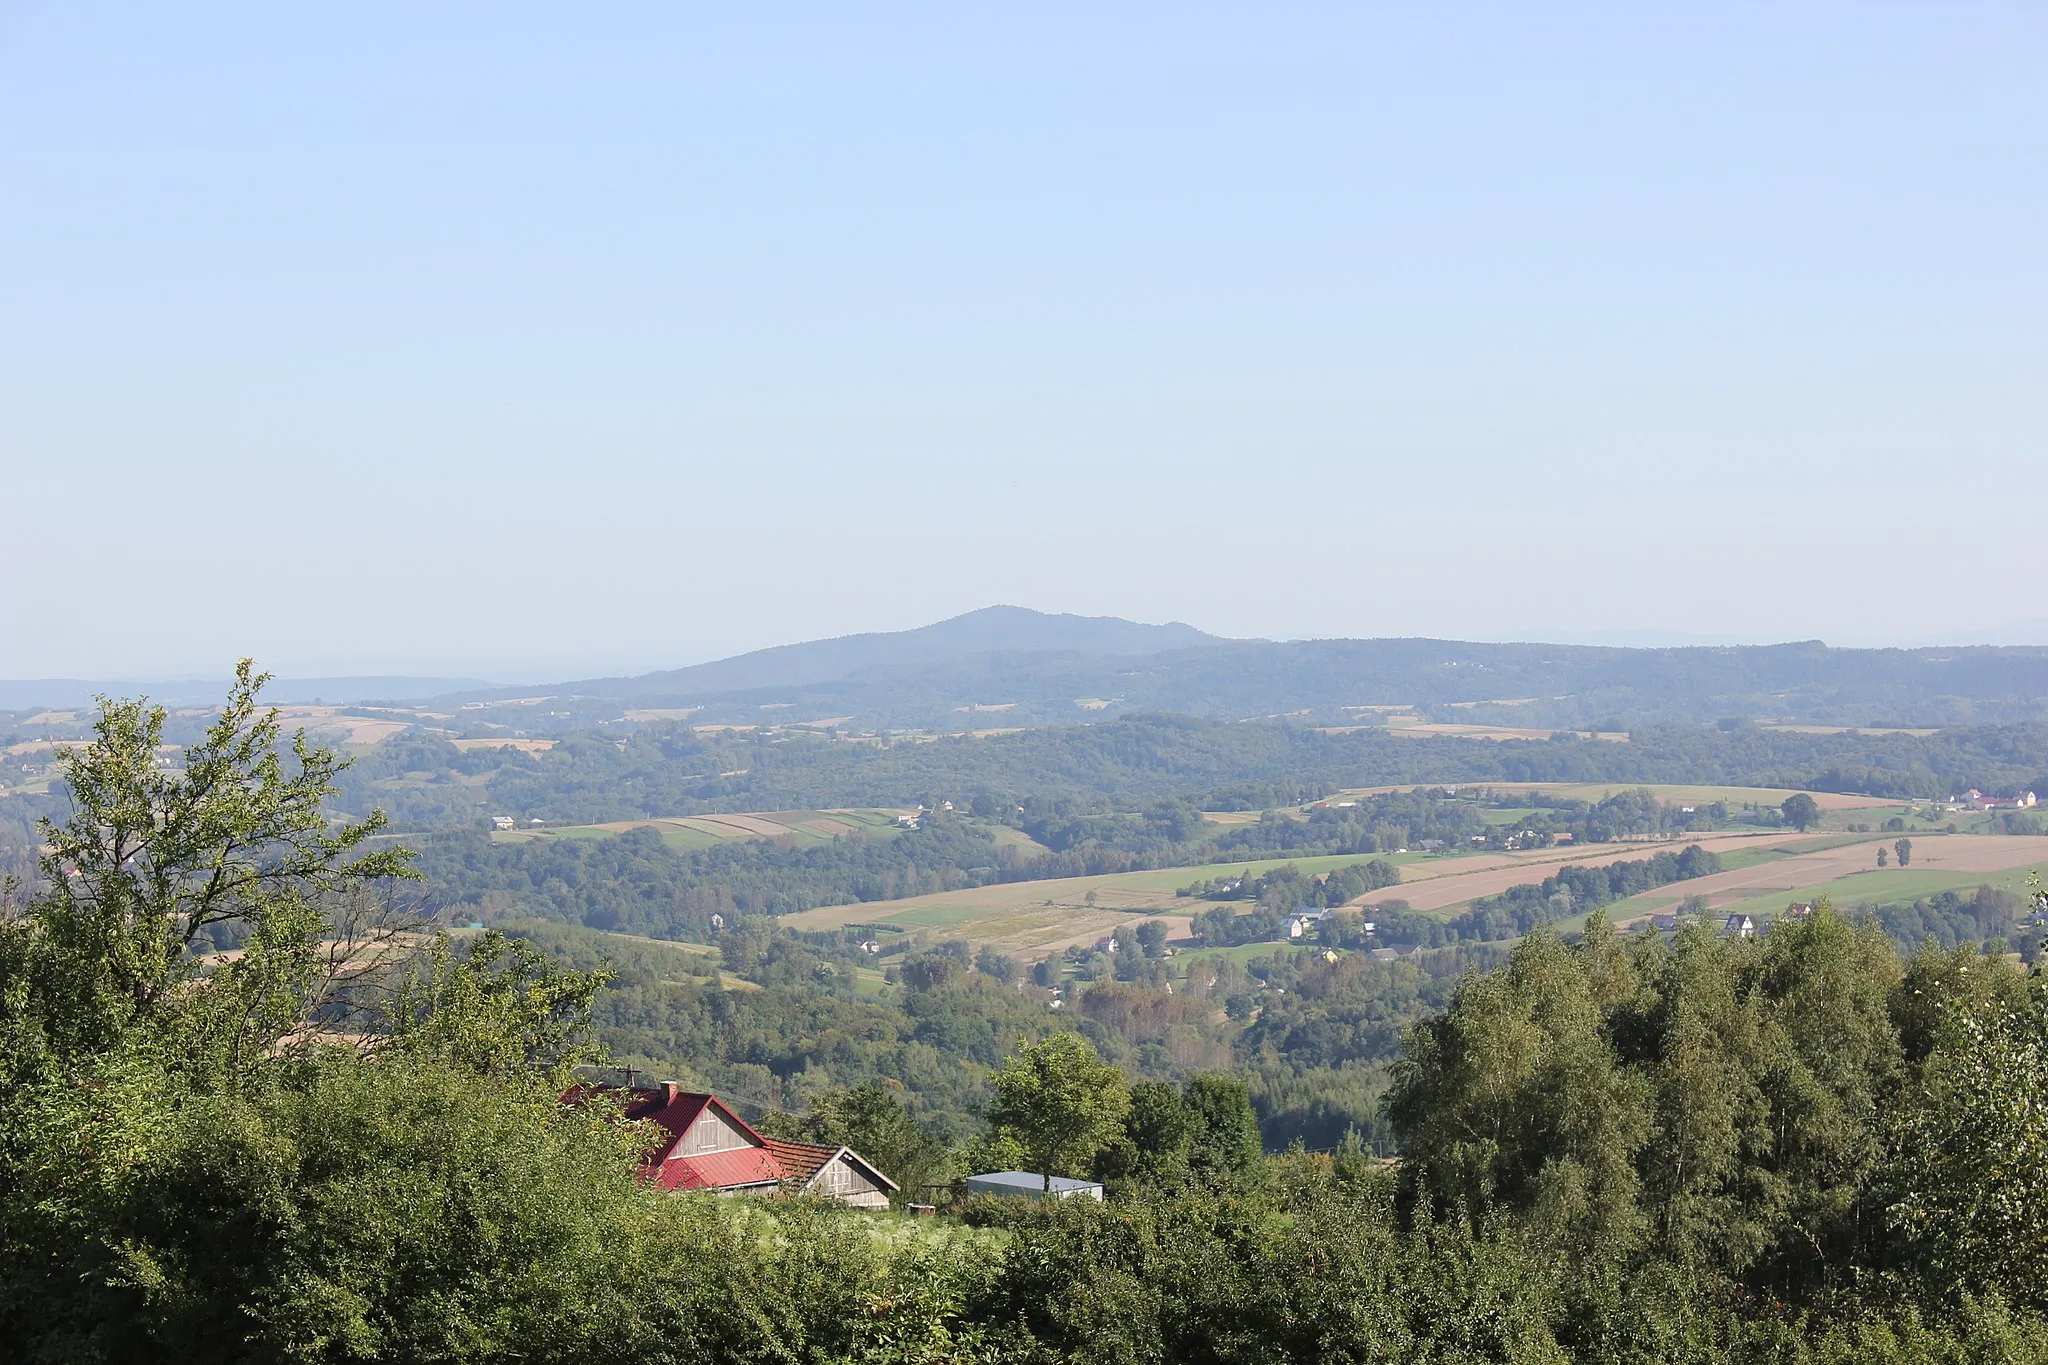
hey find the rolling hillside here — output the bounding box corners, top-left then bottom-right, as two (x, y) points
(428, 621), (2048, 733)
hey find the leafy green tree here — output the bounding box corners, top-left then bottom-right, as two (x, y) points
(1883, 987), (2048, 1310)
(3, 660), (413, 1083)
(973, 945), (1017, 982)
(1182, 1072), (1264, 1183)
(1782, 792), (1822, 832)
(1134, 920), (1170, 958)
(1388, 931), (1652, 1264)
(1879, 845), (1890, 868)
(899, 950), (963, 992)
(984, 1032), (1130, 1190)
(1095, 1079), (1192, 1187)
(1895, 837), (1913, 868)
(388, 929), (612, 1084)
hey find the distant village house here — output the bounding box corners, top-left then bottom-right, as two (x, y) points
(1285, 908), (1330, 939)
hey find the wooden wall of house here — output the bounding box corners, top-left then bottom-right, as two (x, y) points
(815, 1155), (890, 1210)
(678, 1108), (752, 1156)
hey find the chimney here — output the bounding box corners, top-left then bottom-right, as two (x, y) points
(662, 1081), (681, 1106)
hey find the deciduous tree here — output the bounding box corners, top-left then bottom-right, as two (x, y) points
(1782, 792), (1821, 832)
(984, 1031), (1129, 1190)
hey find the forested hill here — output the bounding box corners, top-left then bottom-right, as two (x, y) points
(331, 713), (2048, 828)
(510, 606), (1223, 701)
(426, 624), (2048, 733)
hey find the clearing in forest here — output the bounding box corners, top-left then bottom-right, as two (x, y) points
(494, 808), (909, 853)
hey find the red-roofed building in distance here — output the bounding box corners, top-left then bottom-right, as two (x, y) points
(577, 1082), (896, 1209)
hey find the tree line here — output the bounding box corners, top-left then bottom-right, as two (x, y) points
(321, 712), (2048, 828)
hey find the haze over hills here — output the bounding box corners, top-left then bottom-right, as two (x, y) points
(535, 606), (1227, 701)
(535, 631), (2048, 732)
(12, 608), (2048, 732)
(0, 676), (499, 712)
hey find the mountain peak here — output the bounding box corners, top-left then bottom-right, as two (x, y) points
(561, 607), (1226, 700)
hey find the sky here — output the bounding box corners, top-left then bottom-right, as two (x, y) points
(3, 3), (2043, 681)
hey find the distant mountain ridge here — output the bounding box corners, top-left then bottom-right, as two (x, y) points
(547, 606), (1227, 700)
(17, 609), (2048, 733)
(564, 634), (2048, 731)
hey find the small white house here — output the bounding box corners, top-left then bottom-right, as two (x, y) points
(1285, 909), (1331, 940)
(1724, 914), (1756, 939)
(965, 1171), (1104, 1202)
(491, 815), (515, 831)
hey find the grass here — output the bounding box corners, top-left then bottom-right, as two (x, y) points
(1713, 845), (1798, 872)
(1712, 864), (2044, 923)
(986, 825), (1054, 856)
(1172, 941), (1315, 970)
(780, 849), (1452, 953)
(497, 808), (912, 853)
(849, 966), (894, 999)
(882, 903), (1000, 930)
(1499, 783), (1898, 812)
(1762, 832), (1888, 855)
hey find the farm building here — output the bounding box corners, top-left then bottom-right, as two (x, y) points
(1285, 909), (1330, 939)
(578, 1083), (896, 1209)
(965, 1170), (1105, 1202)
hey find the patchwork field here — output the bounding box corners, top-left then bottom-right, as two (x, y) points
(779, 821), (2048, 961)
(241, 704), (418, 747)
(1602, 834), (2048, 924)
(780, 833), (1796, 957)
(1348, 830), (1785, 914)
(779, 851), (1445, 955)
(494, 807), (912, 852)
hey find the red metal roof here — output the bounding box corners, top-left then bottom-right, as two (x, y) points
(653, 1144), (786, 1192)
(608, 1086), (767, 1163)
(564, 1084), (894, 1194)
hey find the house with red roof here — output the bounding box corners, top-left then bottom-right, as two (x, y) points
(596, 1082), (896, 1210)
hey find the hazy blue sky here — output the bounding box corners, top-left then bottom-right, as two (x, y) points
(3, 4), (2042, 680)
